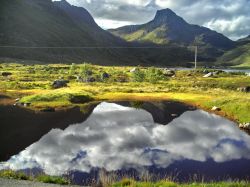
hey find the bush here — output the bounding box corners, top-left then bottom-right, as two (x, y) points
(146, 67), (165, 83)
(79, 63), (92, 81)
(132, 68), (145, 82)
(36, 175), (70, 185)
(0, 170), (30, 180)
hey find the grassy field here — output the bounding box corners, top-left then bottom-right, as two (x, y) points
(0, 170), (249, 186)
(0, 63), (250, 123)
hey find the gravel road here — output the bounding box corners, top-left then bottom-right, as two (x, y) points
(0, 178), (83, 187)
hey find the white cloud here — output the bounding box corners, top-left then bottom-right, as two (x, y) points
(1, 102), (250, 176)
(62, 0), (250, 40)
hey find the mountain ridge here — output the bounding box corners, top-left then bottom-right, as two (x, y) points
(109, 8), (235, 60)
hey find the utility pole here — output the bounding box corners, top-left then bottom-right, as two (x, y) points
(194, 46), (198, 70)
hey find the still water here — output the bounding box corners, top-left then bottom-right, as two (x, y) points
(1, 102), (250, 184)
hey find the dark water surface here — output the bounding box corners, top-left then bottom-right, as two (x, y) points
(0, 101), (250, 184)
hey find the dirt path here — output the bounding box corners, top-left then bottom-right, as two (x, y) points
(0, 178), (83, 187)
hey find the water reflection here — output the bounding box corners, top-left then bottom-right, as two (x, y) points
(1, 102), (250, 179)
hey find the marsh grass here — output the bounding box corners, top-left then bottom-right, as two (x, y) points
(0, 63), (250, 122)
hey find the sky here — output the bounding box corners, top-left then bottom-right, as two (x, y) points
(59, 0), (250, 41)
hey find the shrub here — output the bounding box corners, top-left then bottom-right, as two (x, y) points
(36, 175), (70, 185)
(146, 67), (165, 83)
(132, 68), (145, 82)
(0, 170), (30, 180)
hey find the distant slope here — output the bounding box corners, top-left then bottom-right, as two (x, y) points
(109, 9), (235, 61)
(217, 35), (250, 67)
(0, 0), (138, 65)
(0, 0), (196, 66)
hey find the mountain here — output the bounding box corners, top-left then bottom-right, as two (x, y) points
(217, 35), (250, 67)
(0, 0), (139, 65)
(0, 0), (195, 66)
(109, 9), (235, 61)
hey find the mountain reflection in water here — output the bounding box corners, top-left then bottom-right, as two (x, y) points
(1, 102), (250, 182)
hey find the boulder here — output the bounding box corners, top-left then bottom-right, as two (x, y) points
(130, 67), (138, 73)
(2, 72), (12, 77)
(239, 123), (250, 130)
(237, 86), (250, 93)
(211, 106), (221, 111)
(203, 72), (213, 78)
(52, 80), (69, 89)
(102, 72), (110, 79)
(163, 69), (175, 77)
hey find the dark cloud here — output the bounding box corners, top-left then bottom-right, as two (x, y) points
(62, 0), (250, 40)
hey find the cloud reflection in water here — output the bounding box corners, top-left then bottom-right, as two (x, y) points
(1, 102), (250, 175)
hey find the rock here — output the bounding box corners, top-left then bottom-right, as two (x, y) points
(237, 86), (250, 93)
(130, 67), (138, 73)
(15, 98), (20, 102)
(2, 72), (12, 77)
(211, 106), (221, 111)
(23, 103), (31, 107)
(40, 107), (55, 112)
(163, 69), (175, 77)
(171, 114), (178, 117)
(239, 123), (250, 130)
(69, 95), (91, 104)
(52, 80), (69, 89)
(102, 72), (110, 79)
(245, 123), (250, 129)
(203, 69), (209, 74)
(86, 77), (96, 82)
(203, 72), (213, 78)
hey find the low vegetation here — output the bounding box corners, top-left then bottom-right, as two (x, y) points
(0, 63), (250, 123)
(0, 170), (69, 185)
(112, 179), (250, 187)
(0, 170), (249, 186)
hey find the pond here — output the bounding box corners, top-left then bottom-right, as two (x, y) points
(0, 101), (250, 185)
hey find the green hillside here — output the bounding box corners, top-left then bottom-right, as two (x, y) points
(217, 36), (250, 67)
(109, 9), (235, 61)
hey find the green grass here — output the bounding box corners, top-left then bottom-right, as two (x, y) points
(111, 179), (250, 187)
(0, 170), (70, 185)
(0, 170), (30, 180)
(0, 63), (250, 123)
(36, 175), (70, 185)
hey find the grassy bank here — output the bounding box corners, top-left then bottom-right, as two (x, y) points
(1, 170), (249, 187)
(0, 63), (250, 123)
(112, 179), (250, 187)
(0, 170), (70, 185)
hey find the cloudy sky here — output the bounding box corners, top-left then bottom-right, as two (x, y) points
(61, 0), (250, 40)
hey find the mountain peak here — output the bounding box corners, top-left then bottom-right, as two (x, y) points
(155, 8), (176, 18)
(153, 8), (187, 26)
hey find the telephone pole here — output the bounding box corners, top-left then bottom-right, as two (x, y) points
(194, 46), (198, 69)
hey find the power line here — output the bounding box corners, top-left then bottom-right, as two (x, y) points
(0, 46), (180, 49)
